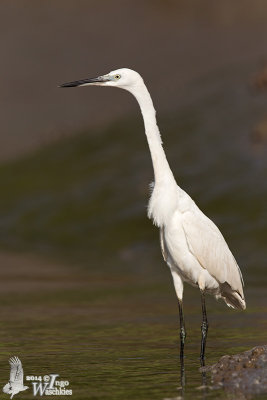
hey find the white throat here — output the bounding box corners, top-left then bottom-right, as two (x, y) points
(128, 83), (175, 184)
(127, 82), (178, 226)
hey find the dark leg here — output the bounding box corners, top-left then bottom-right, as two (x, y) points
(200, 290), (209, 366)
(180, 356), (185, 397)
(178, 299), (186, 393)
(178, 299), (186, 360)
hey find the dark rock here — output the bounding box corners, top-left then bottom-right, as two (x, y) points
(200, 345), (267, 399)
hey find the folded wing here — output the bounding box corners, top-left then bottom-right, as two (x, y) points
(181, 208), (245, 308)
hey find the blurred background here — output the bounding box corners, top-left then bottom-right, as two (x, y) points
(0, 1), (266, 399)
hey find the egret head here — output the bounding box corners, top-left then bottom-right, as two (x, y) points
(59, 68), (144, 92)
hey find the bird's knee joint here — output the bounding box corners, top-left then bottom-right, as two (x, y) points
(201, 321), (208, 333)
(180, 327), (186, 342)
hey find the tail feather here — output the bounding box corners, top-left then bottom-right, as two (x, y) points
(220, 282), (246, 310)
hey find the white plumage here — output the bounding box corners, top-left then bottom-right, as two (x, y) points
(60, 68), (246, 362)
(3, 357), (28, 399)
(159, 189), (245, 309)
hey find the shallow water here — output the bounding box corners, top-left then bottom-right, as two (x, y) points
(0, 252), (266, 400)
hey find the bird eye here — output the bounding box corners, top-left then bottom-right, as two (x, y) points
(114, 74), (121, 80)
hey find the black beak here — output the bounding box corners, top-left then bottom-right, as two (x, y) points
(59, 76), (108, 88)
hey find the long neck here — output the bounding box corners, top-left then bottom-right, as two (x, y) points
(129, 83), (176, 186)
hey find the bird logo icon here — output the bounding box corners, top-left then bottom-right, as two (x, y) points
(3, 357), (29, 399)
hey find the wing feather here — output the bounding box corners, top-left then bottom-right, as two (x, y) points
(181, 209), (244, 298)
(9, 357), (23, 385)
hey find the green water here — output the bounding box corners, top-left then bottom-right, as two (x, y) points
(0, 263), (265, 400)
(0, 62), (266, 399)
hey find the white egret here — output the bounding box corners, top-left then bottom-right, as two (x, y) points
(60, 68), (246, 363)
